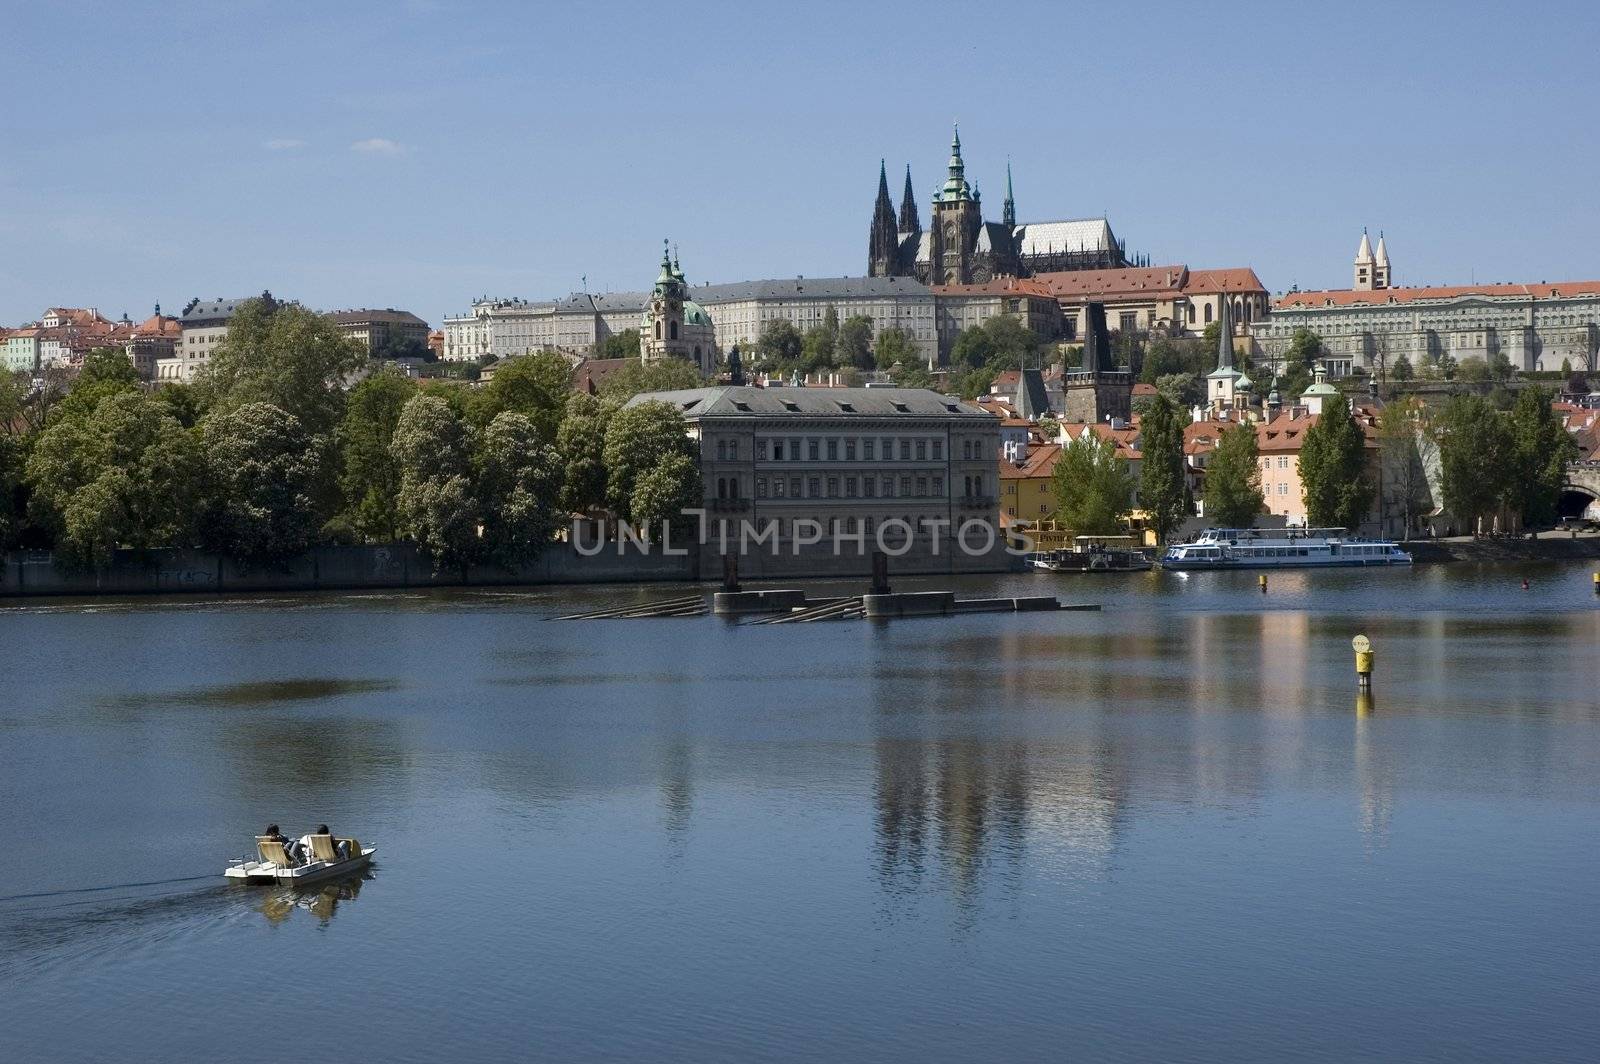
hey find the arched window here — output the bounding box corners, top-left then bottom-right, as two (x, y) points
(669, 321), (678, 341)
(1187, 304), (1196, 324)
(1233, 299), (1243, 322)
(693, 345), (701, 362)
(654, 320), (661, 340)
(717, 439), (727, 461)
(1204, 303), (1213, 324)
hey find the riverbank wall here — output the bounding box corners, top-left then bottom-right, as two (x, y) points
(1405, 535), (1600, 563)
(0, 539), (1016, 598)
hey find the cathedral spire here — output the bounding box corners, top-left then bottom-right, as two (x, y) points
(868, 159), (900, 276)
(942, 123), (970, 201)
(1214, 289), (1235, 372)
(898, 164), (920, 234)
(1002, 159), (1016, 229)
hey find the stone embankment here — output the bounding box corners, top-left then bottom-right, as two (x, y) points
(1405, 533), (1600, 563)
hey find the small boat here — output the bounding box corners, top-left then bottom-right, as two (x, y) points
(1161, 528), (1413, 570)
(225, 834), (375, 886)
(1031, 536), (1153, 573)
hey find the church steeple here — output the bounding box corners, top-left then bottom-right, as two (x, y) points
(868, 159), (900, 277)
(897, 164), (920, 235)
(1002, 159), (1016, 229)
(941, 124), (970, 201)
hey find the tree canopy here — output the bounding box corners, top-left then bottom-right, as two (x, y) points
(1203, 424), (1264, 527)
(200, 403), (324, 566)
(201, 297), (366, 437)
(1299, 400), (1373, 529)
(1051, 434), (1136, 535)
(337, 370), (417, 541)
(1138, 394), (1187, 543)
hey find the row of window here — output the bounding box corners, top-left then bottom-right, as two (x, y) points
(706, 515), (993, 539)
(1259, 456), (1292, 469)
(720, 436), (993, 463)
(751, 473), (958, 499)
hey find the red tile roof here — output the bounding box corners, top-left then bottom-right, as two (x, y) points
(998, 442), (1061, 479)
(931, 277), (1056, 299)
(1276, 280), (1600, 310)
(1183, 267), (1268, 295)
(1033, 265), (1190, 299)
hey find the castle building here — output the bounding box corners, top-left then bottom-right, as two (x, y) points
(1061, 303), (1132, 425)
(1251, 233), (1600, 375)
(867, 126), (1139, 286)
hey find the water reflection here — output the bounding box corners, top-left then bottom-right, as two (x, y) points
(108, 677), (400, 709)
(254, 871), (371, 926)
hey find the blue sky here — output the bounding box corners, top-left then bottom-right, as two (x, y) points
(3, 0), (1599, 327)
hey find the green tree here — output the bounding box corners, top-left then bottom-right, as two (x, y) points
(201, 403), (324, 565)
(1299, 400), (1374, 529)
(201, 296), (366, 437)
(1154, 372), (1202, 410)
(1277, 363), (1313, 402)
(597, 328), (641, 360)
(1455, 357), (1492, 383)
(630, 452), (702, 540)
(1051, 434), (1136, 535)
(890, 362), (934, 389)
(154, 382), (204, 428)
(1203, 424), (1264, 527)
(950, 326), (996, 369)
(53, 348), (141, 425)
(471, 351), (571, 439)
(557, 392), (613, 515)
(25, 391), (203, 569)
(754, 318), (803, 368)
(476, 412), (563, 566)
(1507, 386), (1576, 529)
(1285, 328), (1325, 367)
(874, 327), (918, 370)
(1437, 394), (1512, 534)
(1138, 394), (1187, 543)
(392, 394), (480, 573)
(602, 400), (696, 527)
(0, 432), (27, 549)
(1378, 396), (1432, 537)
(801, 325), (836, 371)
(597, 357), (703, 400)
(1390, 354), (1414, 382)
(837, 315), (874, 370)
(952, 365), (997, 400)
(337, 370), (418, 541)
(1036, 415), (1061, 441)
(982, 314), (1043, 371)
(1487, 349), (1516, 381)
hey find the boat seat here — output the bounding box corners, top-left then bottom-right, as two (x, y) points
(342, 838), (362, 860)
(256, 837), (292, 867)
(308, 834), (339, 863)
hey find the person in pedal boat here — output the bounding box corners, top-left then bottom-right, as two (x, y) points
(298, 824), (351, 861)
(264, 823), (305, 865)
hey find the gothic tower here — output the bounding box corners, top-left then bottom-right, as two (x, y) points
(930, 125), (982, 285)
(1002, 160), (1016, 229)
(1373, 231), (1391, 289)
(897, 165), (920, 237)
(868, 160), (900, 278)
(1353, 228), (1376, 291)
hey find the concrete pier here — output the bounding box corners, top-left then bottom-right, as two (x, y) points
(712, 589), (808, 615)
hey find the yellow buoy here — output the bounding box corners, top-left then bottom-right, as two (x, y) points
(1352, 634), (1374, 689)
(1259, 573), (1268, 593)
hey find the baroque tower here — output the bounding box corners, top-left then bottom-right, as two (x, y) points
(930, 125), (982, 285)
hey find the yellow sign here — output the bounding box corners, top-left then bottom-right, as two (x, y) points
(1351, 634), (1371, 653)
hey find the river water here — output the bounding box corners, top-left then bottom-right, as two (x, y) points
(2, 562), (1598, 1062)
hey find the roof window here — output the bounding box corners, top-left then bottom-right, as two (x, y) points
(891, 401), (910, 413)
(836, 401), (855, 412)
(781, 400), (801, 412)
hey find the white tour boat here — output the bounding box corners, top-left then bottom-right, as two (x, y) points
(225, 834), (375, 886)
(1161, 528), (1412, 570)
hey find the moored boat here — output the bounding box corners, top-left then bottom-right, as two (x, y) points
(1031, 536), (1154, 573)
(1161, 528), (1412, 570)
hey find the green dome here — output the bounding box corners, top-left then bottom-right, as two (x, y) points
(683, 300), (711, 326)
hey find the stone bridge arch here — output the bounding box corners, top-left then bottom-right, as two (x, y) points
(1560, 463), (1600, 519)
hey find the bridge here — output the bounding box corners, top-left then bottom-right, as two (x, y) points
(1561, 461), (1600, 518)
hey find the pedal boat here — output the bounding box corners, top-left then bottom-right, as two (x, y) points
(226, 834), (375, 886)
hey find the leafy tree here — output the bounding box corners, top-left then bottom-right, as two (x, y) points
(26, 391), (203, 570)
(1202, 321), (1222, 352)
(471, 351), (570, 439)
(1487, 349), (1516, 381)
(1203, 424), (1264, 527)
(1507, 386), (1576, 529)
(597, 328), (641, 360)
(392, 394), (480, 573)
(1036, 415), (1061, 441)
(1390, 355), (1414, 382)
(630, 452), (702, 540)
(1138, 394), (1187, 543)
(0, 432), (26, 549)
(201, 297), (366, 437)
(476, 412), (563, 566)
(154, 382), (204, 428)
(1051, 434), (1136, 535)
(1559, 358), (1573, 377)
(1285, 328), (1325, 367)
(557, 392), (612, 515)
(201, 403), (324, 565)
(337, 370), (417, 540)
(801, 324), (836, 371)
(1455, 357), (1491, 383)
(1378, 396), (1432, 538)
(950, 326), (995, 369)
(1276, 363), (1313, 402)
(837, 315), (874, 370)
(1154, 372), (1202, 410)
(602, 400), (696, 528)
(754, 318), (802, 368)
(890, 362), (934, 389)
(1437, 394), (1511, 534)
(1299, 399), (1373, 529)
(597, 357), (703, 399)
(952, 365), (997, 400)
(52, 348), (141, 425)
(873, 327), (918, 370)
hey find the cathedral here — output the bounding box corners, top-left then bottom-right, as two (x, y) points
(867, 127), (1143, 285)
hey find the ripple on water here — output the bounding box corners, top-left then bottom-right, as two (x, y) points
(106, 677), (401, 709)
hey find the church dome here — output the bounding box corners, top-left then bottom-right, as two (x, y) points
(683, 300), (712, 326)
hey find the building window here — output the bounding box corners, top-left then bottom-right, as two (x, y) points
(790, 477), (802, 497)
(772, 440), (782, 461)
(809, 440), (820, 461)
(864, 477), (875, 498)
(916, 475), (928, 496)
(932, 476), (943, 496)
(846, 476), (857, 497)
(963, 440), (972, 460)
(900, 440), (910, 460)
(916, 440), (927, 461)
(774, 478), (785, 498)
(1204, 303), (1213, 324)
(827, 477), (839, 498)
(756, 477), (768, 499)
(807, 476), (820, 497)
(827, 440), (838, 461)
(717, 439), (727, 461)
(932, 440), (943, 461)
(845, 439), (857, 460)
(729, 440), (738, 461)
(864, 439), (875, 461)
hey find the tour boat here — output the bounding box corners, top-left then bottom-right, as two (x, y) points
(1031, 536), (1153, 573)
(225, 834), (375, 886)
(1161, 528), (1412, 570)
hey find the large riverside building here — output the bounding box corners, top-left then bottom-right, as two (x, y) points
(327, 308), (430, 355)
(1252, 234), (1600, 375)
(625, 386), (1005, 575)
(1035, 265), (1269, 341)
(159, 294), (269, 383)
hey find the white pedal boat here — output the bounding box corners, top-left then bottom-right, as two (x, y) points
(226, 834), (375, 886)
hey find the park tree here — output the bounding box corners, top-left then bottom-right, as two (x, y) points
(837, 315), (875, 370)
(201, 403), (324, 565)
(468, 351), (571, 439)
(1299, 400), (1374, 529)
(557, 392), (613, 515)
(0, 432), (21, 549)
(1276, 363), (1313, 403)
(983, 314), (1043, 371)
(1203, 424), (1265, 527)
(1051, 434), (1136, 535)
(201, 296), (366, 437)
(1437, 394), (1512, 534)
(25, 391), (203, 570)
(476, 412), (564, 566)
(337, 370), (418, 541)
(1377, 396), (1433, 538)
(890, 362), (934, 389)
(597, 356), (703, 399)
(392, 394), (481, 574)
(1487, 349), (1516, 381)
(602, 400), (697, 530)
(596, 328), (641, 360)
(1154, 372), (1203, 410)
(801, 306), (839, 370)
(1507, 386), (1576, 529)
(1138, 394), (1188, 543)
(1390, 355), (1414, 382)
(754, 318), (803, 368)
(1285, 328), (1325, 368)
(952, 365), (997, 400)
(950, 326), (995, 369)
(1455, 357), (1492, 383)
(52, 348), (141, 424)
(873, 327), (918, 370)
(630, 453), (703, 541)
